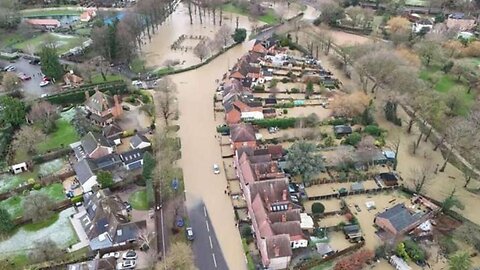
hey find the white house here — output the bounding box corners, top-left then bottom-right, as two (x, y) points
(73, 159), (98, 193)
(129, 134), (151, 150)
(241, 111), (264, 121)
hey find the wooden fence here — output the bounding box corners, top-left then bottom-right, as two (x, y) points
(295, 241), (365, 270)
(307, 185), (399, 201)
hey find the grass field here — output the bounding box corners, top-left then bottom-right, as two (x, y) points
(128, 189), (149, 210)
(419, 68), (475, 116)
(222, 3), (279, 24)
(23, 213), (59, 232)
(20, 8), (82, 17)
(37, 119), (79, 153)
(12, 33), (88, 55)
(0, 170), (39, 194)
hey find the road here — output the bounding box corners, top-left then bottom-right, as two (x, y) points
(171, 42), (251, 270)
(188, 200), (228, 270)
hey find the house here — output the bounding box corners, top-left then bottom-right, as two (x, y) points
(64, 72), (84, 87)
(230, 123), (257, 150)
(261, 235), (292, 270)
(343, 224), (362, 242)
(102, 124), (123, 146)
(333, 125), (352, 137)
(316, 243), (334, 257)
(263, 108), (276, 119)
(84, 90), (123, 126)
(225, 98), (263, 124)
(251, 40), (268, 54)
(412, 19), (433, 33)
(78, 189), (146, 251)
(80, 9), (96, 22)
(130, 134), (151, 150)
(67, 257), (116, 270)
(73, 153), (122, 192)
(376, 172), (399, 186)
(26, 19), (61, 29)
(71, 132), (114, 161)
(73, 159), (98, 193)
(120, 149), (145, 171)
(271, 222), (309, 248)
(264, 98), (277, 107)
(374, 203), (423, 237)
(446, 13), (477, 31)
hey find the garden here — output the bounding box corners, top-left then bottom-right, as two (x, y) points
(12, 32), (89, 55)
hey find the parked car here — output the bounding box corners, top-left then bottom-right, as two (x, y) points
(122, 250), (137, 260)
(354, 204), (361, 212)
(186, 227), (194, 241)
(290, 194), (299, 203)
(122, 105), (130, 111)
(4, 65), (16, 72)
(39, 81), (50, 87)
(17, 73), (31, 80)
(268, 127), (279, 134)
(102, 252), (120, 259)
(213, 164), (220, 174)
(116, 260), (136, 270)
(40, 93), (49, 98)
(29, 58), (40, 65)
(123, 201), (132, 211)
(176, 217), (184, 228)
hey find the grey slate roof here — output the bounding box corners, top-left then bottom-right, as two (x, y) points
(94, 153), (122, 171)
(73, 159), (97, 184)
(377, 203), (421, 232)
(120, 149), (145, 165)
(81, 132), (111, 156)
(85, 91), (115, 113)
(102, 123), (123, 139)
(343, 224), (360, 234)
(130, 133), (150, 148)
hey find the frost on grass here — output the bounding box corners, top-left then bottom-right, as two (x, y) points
(38, 158), (66, 177)
(0, 208), (77, 253)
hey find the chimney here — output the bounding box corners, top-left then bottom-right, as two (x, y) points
(113, 94), (122, 117)
(281, 213), (286, 222)
(282, 189), (287, 201)
(85, 91), (90, 100)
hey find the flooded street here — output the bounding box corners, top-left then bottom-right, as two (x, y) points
(169, 43), (251, 269)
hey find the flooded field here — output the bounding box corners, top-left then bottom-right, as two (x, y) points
(143, 3), (261, 69)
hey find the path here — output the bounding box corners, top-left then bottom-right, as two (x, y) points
(171, 43), (250, 270)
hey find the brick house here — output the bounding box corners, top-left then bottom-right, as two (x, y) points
(85, 90), (123, 126)
(230, 123), (257, 150)
(374, 203), (423, 237)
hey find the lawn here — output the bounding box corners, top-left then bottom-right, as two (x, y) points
(36, 119), (79, 153)
(154, 66), (175, 76)
(20, 8), (82, 17)
(12, 33), (88, 55)
(128, 189), (149, 210)
(419, 68), (475, 116)
(221, 3), (279, 24)
(39, 183), (65, 201)
(0, 30), (28, 49)
(130, 58), (147, 74)
(0, 170), (39, 194)
(23, 213), (59, 232)
(91, 73), (123, 84)
(242, 239), (255, 270)
(0, 196), (23, 218)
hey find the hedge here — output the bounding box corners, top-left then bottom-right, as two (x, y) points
(0, 125), (14, 162)
(252, 118), (297, 129)
(42, 81), (128, 105)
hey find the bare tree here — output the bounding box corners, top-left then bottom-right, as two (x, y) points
(356, 136), (377, 167)
(156, 242), (196, 270)
(23, 191), (55, 223)
(194, 40), (211, 62)
(154, 77), (178, 127)
(28, 239), (63, 264)
(439, 118), (470, 172)
(27, 101), (58, 131)
(331, 92), (370, 118)
(12, 126), (46, 155)
(216, 24), (233, 47)
(411, 165), (434, 193)
(1, 72), (21, 93)
(332, 145), (354, 170)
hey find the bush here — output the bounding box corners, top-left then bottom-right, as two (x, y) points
(122, 130), (136, 137)
(216, 125), (230, 134)
(311, 202), (325, 214)
(33, 183), (42, 190)
(403, 240), (426, 262)
(281, 77), (289, 83)
(438, 236), (458, 255)
(324, 135), (335, 147)
(274, 102), (294, 108)
(282, 109), (288, 114)
(241, 225), (252, 239)
(252, 118), (297, 129)
(253, 85), (265, 92)
(27, 178), (36, 185)
(364, 125), (383, 137)
(344, 132), (362, 146)
(290, 88), (300, 93)
(71, 195), (84, 204)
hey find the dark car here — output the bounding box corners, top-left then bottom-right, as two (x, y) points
(122, 105), (130, 111)
(29, 58), (40, 65)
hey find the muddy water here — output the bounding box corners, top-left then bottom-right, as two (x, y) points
(143, 3), (260, 69)
(170, 43), (251, 270)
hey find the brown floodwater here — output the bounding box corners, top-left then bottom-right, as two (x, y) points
(143, 3), (261, 69)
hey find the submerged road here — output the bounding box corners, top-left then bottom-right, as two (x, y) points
(171, 42), (251, 270)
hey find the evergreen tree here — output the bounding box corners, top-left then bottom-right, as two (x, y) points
(39, 45), (63, 80)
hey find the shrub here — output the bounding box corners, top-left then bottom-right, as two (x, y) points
(403, 240), (426, 262)
(71, 195), (84, 204)
(438, 236), (458, 255)
(282, 109), (288, 114)
(364, 125), (383, 137)
(344, 132), (362, 146)
(27, 178), (36, 185)
(253, 85), (265, 92)
(241, 225), (252, 239)
(122, 130), (136, 137)
(324, 135), (335, 147)
(281, 77), (289, 83)
(290, 88), (300, 93)
(216, 125), (230, 134)
(274, 102), (294, 108)
(311, 202), (325, 214)
(33, 183), (42, 190)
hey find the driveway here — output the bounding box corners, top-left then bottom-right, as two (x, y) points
(0, 58), (55, 100)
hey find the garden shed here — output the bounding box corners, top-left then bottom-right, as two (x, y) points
(11, 162), (28, 174)
(350, 182), (365, 193)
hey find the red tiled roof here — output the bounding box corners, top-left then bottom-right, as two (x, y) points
(230, 123), (256, 143)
